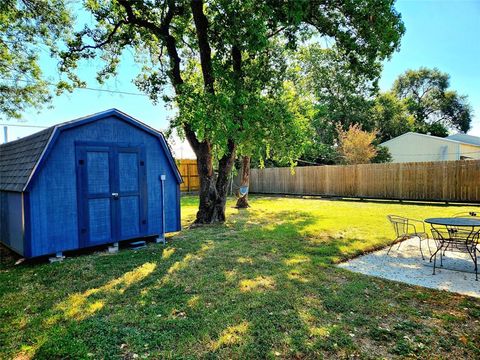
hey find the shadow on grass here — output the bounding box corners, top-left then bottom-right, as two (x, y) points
(2, 200), (480, 358)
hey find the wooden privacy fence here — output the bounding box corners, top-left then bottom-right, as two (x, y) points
(249, 160), (480, 203)
(177, 159), (199, 192)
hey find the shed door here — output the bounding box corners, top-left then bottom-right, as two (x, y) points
(76, 144), (147, 247)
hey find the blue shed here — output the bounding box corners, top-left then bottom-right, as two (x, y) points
(0, 109), (182, 258)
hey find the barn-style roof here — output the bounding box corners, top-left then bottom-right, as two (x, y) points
(0, 109), (182, 192)
(0, 127), (55, 192)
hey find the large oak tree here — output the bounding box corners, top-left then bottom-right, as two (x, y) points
(61, 0), (405, 224)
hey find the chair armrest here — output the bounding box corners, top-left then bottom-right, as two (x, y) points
(407, 222), (418, 234)
(407, 218), (426, 233)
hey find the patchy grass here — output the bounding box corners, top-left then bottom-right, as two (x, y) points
(1, 195), (480, 359)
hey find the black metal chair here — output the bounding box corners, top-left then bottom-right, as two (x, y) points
(430, 225), (479, 281)
(386, 215), (430, 260)
(444, 212), (479, 256)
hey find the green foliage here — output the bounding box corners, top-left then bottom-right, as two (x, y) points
(294, 45), (379, 164)
(393, 67), (473, 135)
(297, 45), (380, 131)
(0, 0), (72, 119)
(299, 64), (473, 164)
(171, 42), (314, 165)
(59, 0), (405, 165)
(372, 145), (392, 163)
(371, 92), (414, 143)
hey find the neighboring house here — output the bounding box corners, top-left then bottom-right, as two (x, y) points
(446, 133), (480, 146)
(0, 109), (182, 258)
(380, 132), (480, 163)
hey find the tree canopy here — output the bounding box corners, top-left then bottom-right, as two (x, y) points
(393, 67), (473, 136)
(296, 62), (473, 165)
(371, 91), (414, 143)
(0, 0), (72, 119)
(56, 0), (405, 223)
(295, 44), (381, 163)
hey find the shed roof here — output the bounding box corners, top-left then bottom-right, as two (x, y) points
(0, 127), (55, 192)
(0, 109), (182, 192)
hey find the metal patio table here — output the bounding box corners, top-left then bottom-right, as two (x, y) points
(425, 217), (480, 280)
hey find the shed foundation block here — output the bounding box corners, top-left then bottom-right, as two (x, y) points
(108, 242), (119, 253)
(49, 252), (65, 263)
(155, 235), (166, 245)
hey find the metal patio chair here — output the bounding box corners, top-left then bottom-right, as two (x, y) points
(430, 225), (480, 281)
(387, 215), (430, 260)
(443, 212), (479, 256)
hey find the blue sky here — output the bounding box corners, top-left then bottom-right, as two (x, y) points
(379, 0), (480, 136)
(2, 0), (480, 156)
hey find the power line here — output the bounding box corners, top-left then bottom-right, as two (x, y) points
(75, 86), (148, 97)
(0, 77), (148, 97)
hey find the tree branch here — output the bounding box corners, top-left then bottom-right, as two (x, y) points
(267, 26), (287, 39)
(117, 0), (204, 153)
(72, 21), (126, 52)
(190, 0), (215, 94)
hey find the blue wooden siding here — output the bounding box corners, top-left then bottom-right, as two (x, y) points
(27, 115), (180, 257)
(0, 191), (24, 255)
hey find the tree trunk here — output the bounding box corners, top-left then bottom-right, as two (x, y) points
(189, 0), (237, 224)
(120, 0), (233, 224)
(192, 140), (236, 224)
(236, 156), (250, 208)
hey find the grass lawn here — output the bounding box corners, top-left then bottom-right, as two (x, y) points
(1, 196), (480, 359)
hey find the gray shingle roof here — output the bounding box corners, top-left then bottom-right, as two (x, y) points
(0, 126), (55, 192)
(446, 134), (480, 147)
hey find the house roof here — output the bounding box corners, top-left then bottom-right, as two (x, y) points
(446, 133), (480, 146)
(0, 109), (182, 192)
(380, 132), (480, 147)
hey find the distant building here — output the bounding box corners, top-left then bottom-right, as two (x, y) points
(446, 133), (480, 147)
(380, 132), (480, 163)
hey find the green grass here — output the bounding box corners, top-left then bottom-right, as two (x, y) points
(1, 195), (480, 359)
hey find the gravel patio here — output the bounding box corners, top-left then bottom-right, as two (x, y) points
(338, 237), (480, 298)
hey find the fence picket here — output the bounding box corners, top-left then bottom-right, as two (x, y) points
(249, 160), (480, 203)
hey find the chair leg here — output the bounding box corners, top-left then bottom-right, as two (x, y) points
(419, 237), (425, 260)
(387, 237), (402, 256)
(475, 249), (478, 281)
(426, 238), (433, 258)
(387, 243), (394, 255)
(443, 242), (450, 256)
(432, 244), (443, 276)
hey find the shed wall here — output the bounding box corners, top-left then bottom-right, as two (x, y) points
(27, 116), (180, 257)
(0, 191), (24, 255)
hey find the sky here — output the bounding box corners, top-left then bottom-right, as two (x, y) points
(2, 0), (480, 158)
